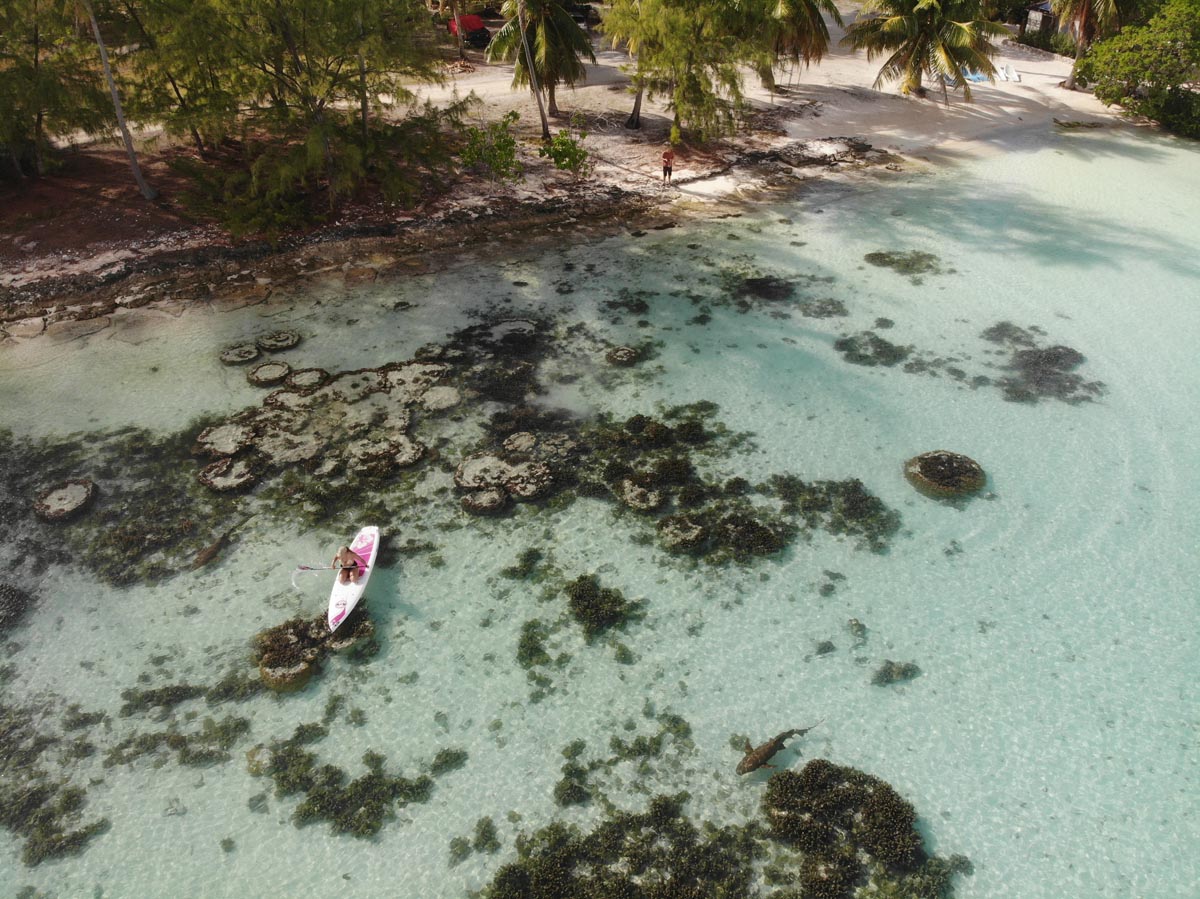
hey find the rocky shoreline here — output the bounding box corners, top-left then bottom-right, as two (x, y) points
(0, 136), (891, 339)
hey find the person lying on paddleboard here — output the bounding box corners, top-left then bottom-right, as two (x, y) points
(332, 545), (366, 585)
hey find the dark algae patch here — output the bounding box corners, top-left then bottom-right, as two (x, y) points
(981, 321), (1104, 404)
(564, 575), (641, 641)
(0, 704), (109, 866)
(248, 723), (465, 838)
(483, 761), (970, 899)
(834, 331), (912, 367)
(864, 249), (947, 284)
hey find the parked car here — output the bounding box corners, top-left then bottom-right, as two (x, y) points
(447, 14), (491, 49)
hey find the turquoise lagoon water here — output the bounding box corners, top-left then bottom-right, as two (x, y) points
(1, 125), (1198, 898)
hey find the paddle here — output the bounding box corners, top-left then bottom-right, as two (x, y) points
(290, 563), (370, 591)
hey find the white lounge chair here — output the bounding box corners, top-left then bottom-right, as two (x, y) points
(997, 65), (1009, 82)
(1006, 64), (1020, 83)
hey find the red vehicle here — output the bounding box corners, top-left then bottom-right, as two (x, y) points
(447, 14), (491, 49)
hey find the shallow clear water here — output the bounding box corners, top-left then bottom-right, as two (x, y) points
(2, 126), (1197, 898)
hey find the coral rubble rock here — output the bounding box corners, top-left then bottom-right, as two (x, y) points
(462, 487), (509, 516)
(194, 422), (256, 457)
(220, 343), (260, 366)
(904, 451), (986, 498)
(421, 385), (461, 411)
(255, 330), (302, 352)
(605, 345), (641, 366)
(247, 361), (291, 387)
(33, 478), (98, 521)
(197, 457), (259, 492)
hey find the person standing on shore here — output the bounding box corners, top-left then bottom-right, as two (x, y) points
(661, 145), (675, 184)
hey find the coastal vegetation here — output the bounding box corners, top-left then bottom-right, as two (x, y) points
(1077, 0), (1200, 136)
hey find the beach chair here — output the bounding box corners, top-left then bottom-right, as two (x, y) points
(997, 65), (1009, 82)
(965, 69), (988, 83)
(1006, 64), (1020, 83)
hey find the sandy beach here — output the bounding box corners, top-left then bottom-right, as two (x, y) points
(0, 5), (1119, 323)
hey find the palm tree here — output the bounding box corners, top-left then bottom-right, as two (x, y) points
(769, 0), (846, 70)
(842, 0), (1010, 101)
(80, 0), (156, 199)
(1052, 0), (1119, 89)
(488, 0), (596, 122)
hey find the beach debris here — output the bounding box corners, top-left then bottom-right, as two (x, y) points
(220, 343), (260, 365)
(33, 478), (98, 522)
(1054, 118), (1103, 129)
(736, 723), (821, 775)
(248, 360), (291, 387)
(904, 450), (986, 499)
(871, 659), (921, 686)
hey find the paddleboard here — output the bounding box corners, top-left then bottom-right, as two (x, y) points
(328, 525), (380, 633)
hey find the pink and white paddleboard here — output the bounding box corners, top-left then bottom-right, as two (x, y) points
(328, 525), (380, 633)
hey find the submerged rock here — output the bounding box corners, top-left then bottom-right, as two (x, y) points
(904, 451), (986, 499)
(0, 583), (35, 631)
(605, 345), (641, 367)
(33, 479), (97, 522)
(248, 361), (291, 387)
(220, 343), (260, 365)
(194, 422), (256, 457)
(462, 487), (509, 516)
(197, 457), (260, 492)
(285, 368), (329, 392)
(256, 330), (302, 352)
(254, 607), (376, 691)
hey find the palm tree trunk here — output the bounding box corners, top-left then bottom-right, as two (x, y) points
(517, 0), (551, 140)
(449, 0), (466, 59)
(548, 82), (559, 117)
(626, 81), (644, 129)
(82, 0), (157, 200)
(1064, 34), (1084, 89)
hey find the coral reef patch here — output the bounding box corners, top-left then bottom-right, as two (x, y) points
(253, 606), (378, 692)
(904, 451), (986, 499)
(481, 760), (971, 899)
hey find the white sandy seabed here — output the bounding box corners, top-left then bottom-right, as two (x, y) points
(1, 124), (1198, 899)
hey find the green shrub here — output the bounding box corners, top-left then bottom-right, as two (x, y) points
(538, 114), (591, 178)
(461, 110), (524, 183)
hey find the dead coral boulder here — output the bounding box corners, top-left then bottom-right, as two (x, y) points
(393, 436), (426, 468)
(421, 385), (461, 411)
(220, 343), (260, 366)
(285, 368), (329, 393)
(248, 361), (291, 387)
(605, 345), (641, 367)
(904, 451), (985, 499)
(198, 456), (260, 492)
(462, 487), (510, 516)
(657, 515), (707, 551)
(616, 479), (664, 512)
(256, 330), (302, 352)
(254, 607), (376, 691)
(455, 453), (513, 491)
(34, 479), (98, 522)
(194, 422), (256, 457)
(505, 461), (554, 501)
